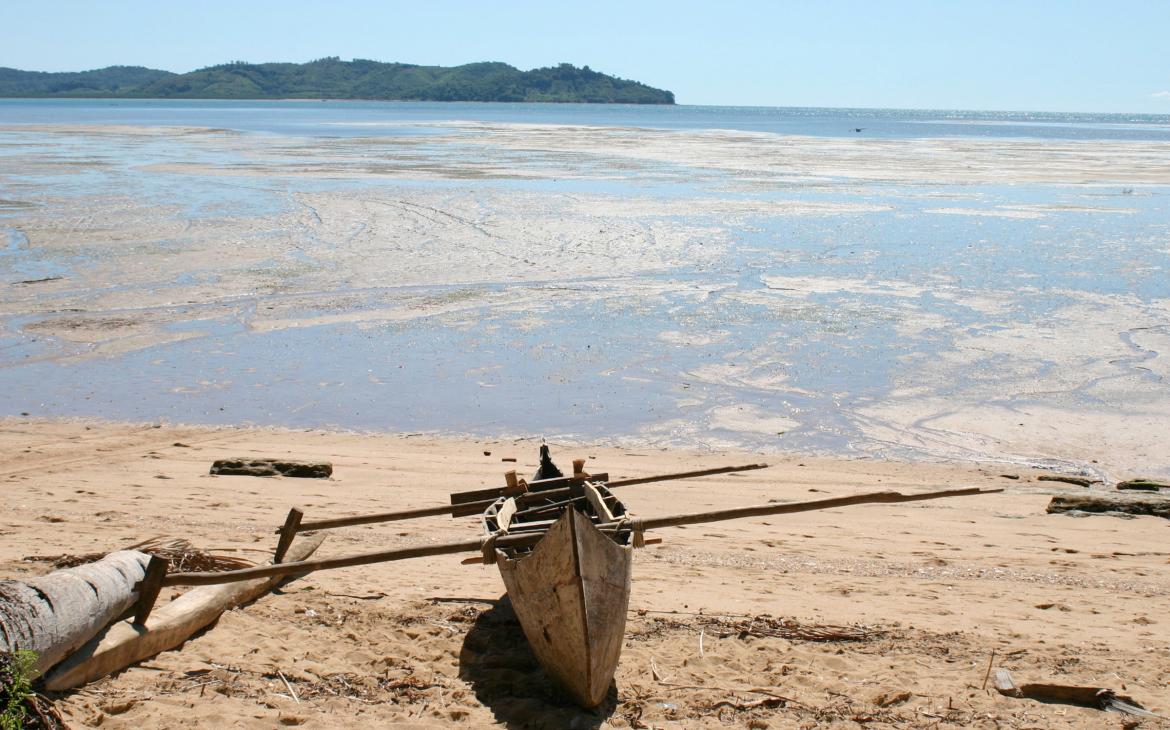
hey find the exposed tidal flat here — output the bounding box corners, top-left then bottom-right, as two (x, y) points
(2, 102), (1169, 479)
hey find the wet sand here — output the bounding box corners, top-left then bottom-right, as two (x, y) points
(1, 418), (1167, 728)
(1, 122), (1169, 477)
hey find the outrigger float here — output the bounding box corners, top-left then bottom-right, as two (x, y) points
(37, 449), (1001, 705)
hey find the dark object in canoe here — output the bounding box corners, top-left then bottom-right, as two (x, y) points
(210, 459), (332, 478)
(1047, 494), (1170, 519)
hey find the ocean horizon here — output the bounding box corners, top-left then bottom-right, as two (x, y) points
(3, 97), (1170, 142)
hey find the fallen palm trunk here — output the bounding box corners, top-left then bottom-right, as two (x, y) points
(0, 551), (150, 676)
(42, 534), (325, 691)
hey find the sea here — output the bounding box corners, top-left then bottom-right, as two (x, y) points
(2, 100), (1169, 473)
(3, 98), (1170, 141)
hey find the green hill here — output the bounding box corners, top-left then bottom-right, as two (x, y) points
(0, 66), (172, 96)
(0, 59), (674, 104)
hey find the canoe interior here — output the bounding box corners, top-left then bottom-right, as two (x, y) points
(482, 481), (633, 554)
(484, 481), (633, 707)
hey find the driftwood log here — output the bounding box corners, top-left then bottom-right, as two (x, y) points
(1036, 474), (1098, 487)
(993, 669), (1159, 717)
(1047, 494), (1170, 519)
(43, 534), (325, 691)
(210, 458), (332, 478)
(0, 550), (150, 676)
(1116, 479), (1168, 492)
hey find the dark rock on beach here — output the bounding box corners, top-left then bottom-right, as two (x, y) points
(1115, 478), (1168, 492)
(209, 458), (332, 478)
(1047, 494), (1170, 519)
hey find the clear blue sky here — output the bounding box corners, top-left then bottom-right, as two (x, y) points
(3, 0), (1168, 113)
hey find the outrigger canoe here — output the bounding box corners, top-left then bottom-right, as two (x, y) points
(120, 453), (998, 709)
(482, 477), (635, 707)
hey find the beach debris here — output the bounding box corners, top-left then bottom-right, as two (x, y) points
(981, 650), (996, 690)
(706, 695), (790, 718)
(716, 615), (875, 642)
(1047, 494), (1170, 519)
(210, 458), (332, 478)
(278, 671), (300, 704)
(1037, 474), (1099, 487)
(992, 669), (1161, 717)
(650, 656), (665, 682)
(1, 551), (150, 676)
(24, 536), (255, 573)
(1116, 478), (1168, 492)
(873, 690), (911, 707)
(631, 611), (876, 644)
(42, 534), (326, 691)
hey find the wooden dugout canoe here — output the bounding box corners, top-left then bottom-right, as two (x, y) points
(482, 480), (634, 708)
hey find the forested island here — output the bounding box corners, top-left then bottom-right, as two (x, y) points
(0, 58), (675, 104)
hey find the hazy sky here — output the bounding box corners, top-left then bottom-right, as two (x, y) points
(3, 0), (1168, 113)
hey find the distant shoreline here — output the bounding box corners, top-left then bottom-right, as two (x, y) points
(0, 59), (676, 105)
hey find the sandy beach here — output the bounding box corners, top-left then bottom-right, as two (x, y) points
(2, 417), (1167, 728)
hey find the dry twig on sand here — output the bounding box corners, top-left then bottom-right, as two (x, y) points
(24, 537), (254, 573)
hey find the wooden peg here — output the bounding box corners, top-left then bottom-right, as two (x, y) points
(273, 508), (304, 564)
(134, 555), (169, 625)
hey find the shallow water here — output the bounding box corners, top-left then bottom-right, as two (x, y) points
(1, 102), (1168, 477)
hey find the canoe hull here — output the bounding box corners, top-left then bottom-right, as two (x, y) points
(496, 507), (632, 707)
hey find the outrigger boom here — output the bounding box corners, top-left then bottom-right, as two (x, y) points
(285, 462), (771, 533)
(166, 486), (999, 588)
